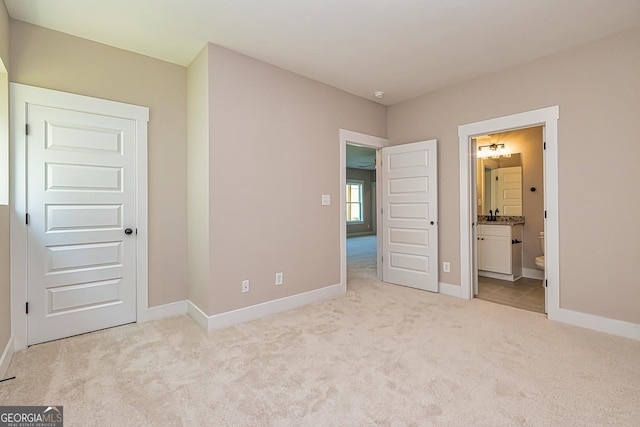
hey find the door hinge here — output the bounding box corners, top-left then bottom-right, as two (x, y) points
(25, 124), (29, 135)
(25, 213), (30, 225)
(136, 228), (138, 235)
(545, 279), (548, 288)
(544, 210), (547, 219)
(25, 302), (29, 314)
(543, 142), (546, 150)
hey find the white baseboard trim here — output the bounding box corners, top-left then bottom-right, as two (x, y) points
(549, 308), (640, 341)
(347, 232), (376, 238)
(0, 336), (14, 380)
(522, 268), (544, 280)
(143, 300), (188, 322)
(188, 283), (346, 332)
(439, 282), (461, 298)
(478, 270), (520, 282)
(186, 300), (210, 331)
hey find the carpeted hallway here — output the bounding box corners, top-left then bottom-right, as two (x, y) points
(1, 236), (639, 425)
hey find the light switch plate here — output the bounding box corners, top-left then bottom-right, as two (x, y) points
(321, 194), (331, 206)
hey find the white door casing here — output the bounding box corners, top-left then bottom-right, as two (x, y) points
(381, 140), (438, 292)
(11, 83), (149, 350)
(458, 106), (558, 318)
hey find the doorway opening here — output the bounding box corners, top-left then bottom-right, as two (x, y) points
(458, 106), (560, 319)
(346, 144), (379, 282)
(474, 126), (545, 313)
(339, 130), (387, 288)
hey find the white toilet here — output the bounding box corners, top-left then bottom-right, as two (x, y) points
(535, 231), (545, 270)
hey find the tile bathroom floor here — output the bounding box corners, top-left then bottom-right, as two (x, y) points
(476, 276), (545, 314)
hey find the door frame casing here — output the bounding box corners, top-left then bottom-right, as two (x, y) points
(458, 106), (559, 318)
(339, 129), (388, 287)
(10, 83), (149, 350)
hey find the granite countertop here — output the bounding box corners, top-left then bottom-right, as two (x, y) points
(477, 220), (524, 226)
(477, 215), (525, 226)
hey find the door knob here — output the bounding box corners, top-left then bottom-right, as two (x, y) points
(430, 221), (435, 225)
(124, 228), (133, 235)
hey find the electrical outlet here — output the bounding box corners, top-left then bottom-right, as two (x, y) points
(275, 272), (283, 285)
(443, 262), (451, 273)
(242, 280), (250, 293)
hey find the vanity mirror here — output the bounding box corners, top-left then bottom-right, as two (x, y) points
(477, 153), (522, 216)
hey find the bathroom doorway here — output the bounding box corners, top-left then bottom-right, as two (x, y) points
(474, 127), (546, 313)
(458, 106), (560, 319)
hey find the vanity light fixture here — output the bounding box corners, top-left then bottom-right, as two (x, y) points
(477, 142), (511, 159)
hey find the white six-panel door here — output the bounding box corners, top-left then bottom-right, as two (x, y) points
(381, 140), (438, 292)
(25, 101), (138, 345)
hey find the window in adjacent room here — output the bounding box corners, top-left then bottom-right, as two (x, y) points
(346, 180), (364, 223)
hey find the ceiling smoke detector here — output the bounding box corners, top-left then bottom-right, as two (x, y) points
(374, 91), (384, 99)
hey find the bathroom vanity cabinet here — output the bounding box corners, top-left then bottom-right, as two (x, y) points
(477, 224), (523, 281)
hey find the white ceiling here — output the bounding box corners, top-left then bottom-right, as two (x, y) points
(5, 0), (640, 105)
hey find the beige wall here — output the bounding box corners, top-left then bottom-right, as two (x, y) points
(9, 20), (188, 307)
(186, 46), (211, 312)
(346, 168), (376, 236)
(388, 28), (640, 324)
(0, 2), (10, 363)
(206, 43), (386, 315)
(0, 2), (7, 63)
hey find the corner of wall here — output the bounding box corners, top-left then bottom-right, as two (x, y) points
(187, 283), (346, 332)
(186, 45), (211, 313)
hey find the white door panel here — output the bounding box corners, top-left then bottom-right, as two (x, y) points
(47, 163), (123, 191)
(389, 203), (429, 223)
(46, 204), (123, 231)
(27, 104), (137, 345)
(382, 140), (438, 292)
(389, 228), (429, 247)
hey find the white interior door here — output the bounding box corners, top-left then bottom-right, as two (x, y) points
(382, 140), (438, 292)
(496, 166), (522, 215)
(26, 103), (137, 345)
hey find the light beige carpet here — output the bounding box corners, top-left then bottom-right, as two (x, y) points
(1, 235), (639, 426)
